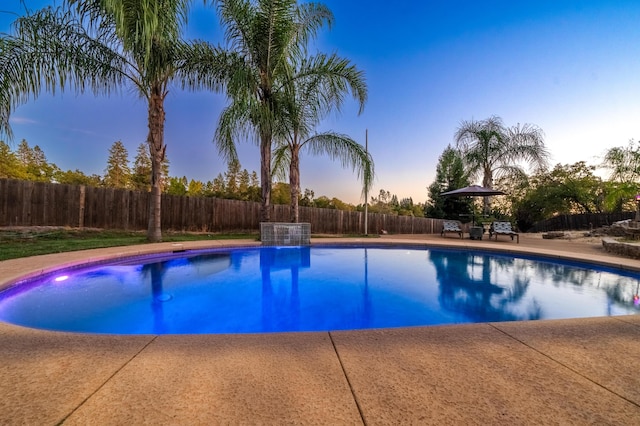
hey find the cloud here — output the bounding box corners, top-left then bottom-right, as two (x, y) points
(15, 115), (102, 136)
(62, 126), (102, 137)
(9, 116), (38, 125)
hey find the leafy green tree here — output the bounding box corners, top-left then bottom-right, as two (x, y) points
(362, 189), (424, 216)
(299, 188), (315, 207)
(373, 189), (391, 205)
(455, 115), (549, 212)
(411, 203), (426, 217)
(426, 146), (471, 219)
(490, 174), (524, 218)
(213, 0), (352, 223)
(165, 176), (188, 195)
(0, 140), (27, 179)
(390, 194), (399, 209)
(0, 0), (224, 242)
(187, 179), (204, 196)
(397, 197), (420, 217)
(103, 140), (131, 188)
(311, 194), (354, 211)
(330, 197), (353, 211)
(55, 169), (102, 186)
(550, 162), (605, 214)
(511, 162), (605, 230)
(314, 195), (332, 209)
(271, 181), (291, 205)
(368, 189), (397, 214)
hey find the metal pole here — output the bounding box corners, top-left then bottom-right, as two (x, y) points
(364, 129), (369, 236)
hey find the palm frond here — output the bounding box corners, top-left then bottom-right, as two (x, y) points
(455, 115), (549, 188)
(174, 41), (229, 92)
(290, 1), (333, 56)
(0, 5), (129, 138)
(282, 53), (367, 115)
(71, 0), (191, 73)
(214, 99), (257, 162)
(271, 143), (291, 181)
(503, 122), (549, 171)
(304, 131), (374, 196)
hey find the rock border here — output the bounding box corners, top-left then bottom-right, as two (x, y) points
(602, 237), (640, 260)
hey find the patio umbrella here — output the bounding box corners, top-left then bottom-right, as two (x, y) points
(440, 185), (506, 224)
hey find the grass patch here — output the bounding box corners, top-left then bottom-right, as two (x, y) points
(0, 228), (258, 261)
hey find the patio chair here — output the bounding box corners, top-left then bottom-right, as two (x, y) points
(441, 220), (463, 239)
(489, 221), (519, 243)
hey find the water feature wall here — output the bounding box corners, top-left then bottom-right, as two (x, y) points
(260, 223), (311, 246)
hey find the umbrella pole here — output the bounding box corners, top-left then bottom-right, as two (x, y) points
(470, 197), (475, 225)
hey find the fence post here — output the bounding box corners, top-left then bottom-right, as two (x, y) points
(78, 185), (85, 228)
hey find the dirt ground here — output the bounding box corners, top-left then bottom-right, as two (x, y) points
(526, 230), (605, 244)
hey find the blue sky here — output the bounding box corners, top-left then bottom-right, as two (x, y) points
(2, 1), (640, 204)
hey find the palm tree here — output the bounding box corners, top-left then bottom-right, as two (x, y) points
(0, 0), (225, 242)
(272, 55), (372, 223)
(601, 141), (640, 211)
(454, 115), (549, 212)
(212, 0), (351, 223)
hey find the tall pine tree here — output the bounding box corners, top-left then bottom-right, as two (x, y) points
(131, 142), (151, 191)
(15, 139), (58, 181)
(103, 141), (131, 188)
(426, 146), (471, 219)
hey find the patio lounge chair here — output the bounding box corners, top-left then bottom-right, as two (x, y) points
(441, 220), (463, 239)
(489, 221), (519, 243)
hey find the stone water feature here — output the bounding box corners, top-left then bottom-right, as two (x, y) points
(260, 222), (311, 246)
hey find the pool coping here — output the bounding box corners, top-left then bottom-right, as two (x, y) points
(2, 234), (640, 424)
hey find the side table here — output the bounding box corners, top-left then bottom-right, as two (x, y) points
(469, 226), (483, 240)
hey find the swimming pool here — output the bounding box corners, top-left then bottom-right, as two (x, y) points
(0, 245), (638, 334)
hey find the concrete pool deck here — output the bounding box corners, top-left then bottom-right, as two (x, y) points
(1, 233), (640, 424)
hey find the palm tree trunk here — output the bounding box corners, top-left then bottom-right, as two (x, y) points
(147, 84), (166, 242)
(482, 168), (493, 217)
(260, 131), (272, 223)
(289, 145), (300, 223)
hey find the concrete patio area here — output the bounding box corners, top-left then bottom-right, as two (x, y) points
(1, 233), (640, 424)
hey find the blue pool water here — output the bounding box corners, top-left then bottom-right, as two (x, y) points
(0, 245), (638, 334)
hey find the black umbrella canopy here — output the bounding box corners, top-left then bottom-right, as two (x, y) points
(440, 185), (506, 197)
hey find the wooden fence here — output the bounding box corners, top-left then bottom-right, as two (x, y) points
(0, 178), (442, 234)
